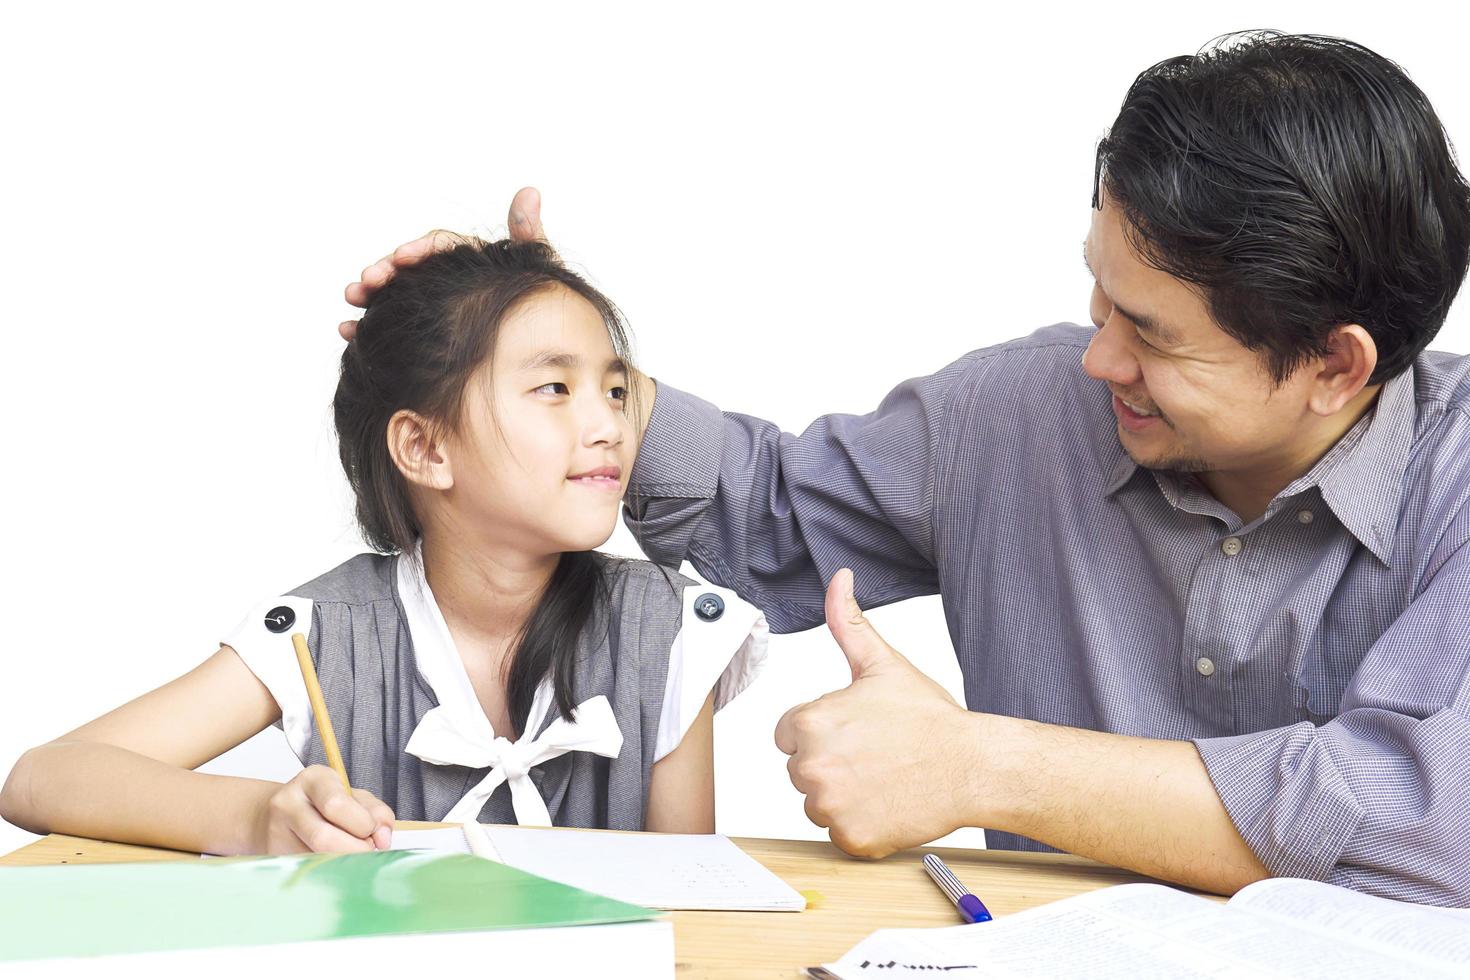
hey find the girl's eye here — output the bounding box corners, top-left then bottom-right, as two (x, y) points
(534, 382), (569, 396)
(608, 386), (628, 401)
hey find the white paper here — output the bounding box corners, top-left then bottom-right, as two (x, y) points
(816, 882), (1469, 980)
(4, 919), (673, 979)
(391, 825), (805, 912)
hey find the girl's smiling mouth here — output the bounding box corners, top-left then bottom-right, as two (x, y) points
(568, 465), (622, 490)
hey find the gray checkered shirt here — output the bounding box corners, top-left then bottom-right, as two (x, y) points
(624, 323), (1470, 906)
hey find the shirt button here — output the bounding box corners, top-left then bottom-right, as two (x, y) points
(1220, 536), (1243, 557)
(263, 605), (296, 633)
(693, 593), (725, 622)
(1196, 657), (1216, 677)
(1297, 509), (1314, 524)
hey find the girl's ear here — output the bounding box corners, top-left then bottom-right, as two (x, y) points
(387, 410), (454, 491)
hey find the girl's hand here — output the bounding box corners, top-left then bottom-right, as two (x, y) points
(252, 765), (395, 854)
(338, 186), (546, 341)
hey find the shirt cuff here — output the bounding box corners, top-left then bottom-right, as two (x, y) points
(652, 572), (770, 763)
(627, 382), (725, 500)
(1193, 723), (1365, 881)
(221, 595), (317, 764)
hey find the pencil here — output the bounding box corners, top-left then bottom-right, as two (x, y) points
(462, 821), (504, 863)
(291, 632), (351, 790)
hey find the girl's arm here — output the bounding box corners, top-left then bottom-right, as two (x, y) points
(0, 646), (393, 855)
(644, 689), (716, 833)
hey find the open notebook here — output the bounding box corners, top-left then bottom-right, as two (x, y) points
(811, 876), (1470, 979)
(393, 824), (807, 912)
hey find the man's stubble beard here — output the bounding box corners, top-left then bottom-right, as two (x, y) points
(1118, 419), (1212, 475)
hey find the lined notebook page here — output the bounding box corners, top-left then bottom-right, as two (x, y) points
(390, 826), (472, 854)
(392, 826), (805, 912)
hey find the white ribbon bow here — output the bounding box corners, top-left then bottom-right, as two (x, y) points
(405, 695), (623, 826)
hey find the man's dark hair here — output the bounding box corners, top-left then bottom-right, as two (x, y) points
(1093, 31), (1470, 384)
(335, 237), (635, 735)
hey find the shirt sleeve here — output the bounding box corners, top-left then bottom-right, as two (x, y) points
(652, 572), (769, 763)
(1192, 525), (1470, 906)
(220, 595), (316, 763)
(624, 355), (977, 633)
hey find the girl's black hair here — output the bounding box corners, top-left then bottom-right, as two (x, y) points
(334, 237), (635, 735)
(1094, 31), (1470, 385)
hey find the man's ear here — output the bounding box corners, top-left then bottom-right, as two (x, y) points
(387, 410), (453, 491)
(1309, 324), (1378, 416)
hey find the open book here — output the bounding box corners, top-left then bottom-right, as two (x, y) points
(812, 877), (1470, 979)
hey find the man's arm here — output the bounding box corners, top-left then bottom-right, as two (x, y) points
(783, 520), (1470, 903)
(968, 714), (1271, 893)
(777, 570), (1268, 895)
(1187, 521), (1470, 905)
(625, 356), (978, 631)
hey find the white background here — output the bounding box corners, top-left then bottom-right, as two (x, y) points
(2, 2), (1467, 860)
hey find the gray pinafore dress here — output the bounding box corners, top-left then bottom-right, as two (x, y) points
(223, 551), (760, 831)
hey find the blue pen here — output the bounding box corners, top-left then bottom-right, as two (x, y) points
(922, 853), (993, 923)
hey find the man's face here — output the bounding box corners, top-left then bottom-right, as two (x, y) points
(1080, 197), (1318, 478)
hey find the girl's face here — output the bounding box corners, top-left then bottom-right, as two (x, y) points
(443, 285), (635, 557)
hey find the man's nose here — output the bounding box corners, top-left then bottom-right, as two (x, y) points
(1081, 315), (1142, 387)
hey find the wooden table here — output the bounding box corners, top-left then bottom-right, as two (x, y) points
(2, 826), (1166, 978)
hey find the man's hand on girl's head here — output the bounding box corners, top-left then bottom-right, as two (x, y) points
(337, 186), (547, 341)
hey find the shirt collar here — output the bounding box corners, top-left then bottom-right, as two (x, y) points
(1302, 366), (1417, 564)
(1101, 367), (1416, 563)
(1102, 448), (1140, 497)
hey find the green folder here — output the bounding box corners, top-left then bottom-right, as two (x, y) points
(0, 850), (660, 961)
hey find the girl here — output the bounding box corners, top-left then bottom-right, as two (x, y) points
(0, 237), (766, 855)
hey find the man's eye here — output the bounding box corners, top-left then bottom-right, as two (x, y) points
(534, 382), (569, 395)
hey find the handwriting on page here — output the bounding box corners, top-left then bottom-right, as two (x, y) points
(858, 960), (979, 972)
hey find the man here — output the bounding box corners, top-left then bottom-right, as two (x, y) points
(343, 33), (1470, 904)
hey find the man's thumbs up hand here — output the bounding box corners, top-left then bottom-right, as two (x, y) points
(825, 568), (910, 681)
(774, 569), (980, 858)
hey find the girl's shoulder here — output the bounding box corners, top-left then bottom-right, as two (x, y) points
(221, 552), (399, 659)
(593, 555), (770, 765)
(594, 553), (766, 669)
(595, 553), (692, 611)
(288, 551), (400, 606)
(593, 553), (763, 633)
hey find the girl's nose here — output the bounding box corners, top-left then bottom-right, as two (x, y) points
(581, 397), (627, 447)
